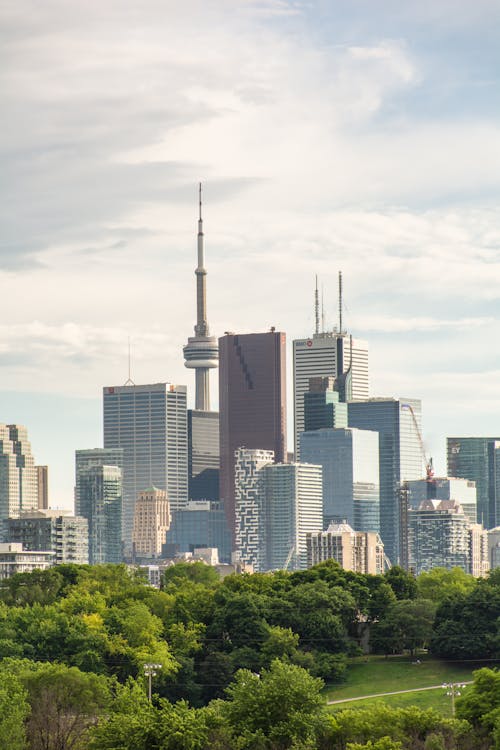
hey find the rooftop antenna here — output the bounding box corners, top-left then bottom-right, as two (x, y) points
(321, 284), (325, 333)
(314, 275), (319, 335)
(124, 335), (135, 385)
(338, 270), (343, 334)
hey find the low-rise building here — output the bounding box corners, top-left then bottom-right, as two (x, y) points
(4, 510), (88, 564)
(306, 522), (385, 574)
(0, 543), (54, 578)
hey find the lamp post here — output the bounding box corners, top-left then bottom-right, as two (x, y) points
(144, 663), (162, 702)
(442, 682), (467, 716)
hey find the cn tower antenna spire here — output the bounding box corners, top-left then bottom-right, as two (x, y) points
(183, 183), (219, 410)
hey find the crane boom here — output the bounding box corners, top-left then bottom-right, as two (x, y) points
(401, 403), (434, 479)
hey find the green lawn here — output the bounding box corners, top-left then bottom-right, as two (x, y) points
(328, 688), (456, 716)
(324, 655), (477, 713)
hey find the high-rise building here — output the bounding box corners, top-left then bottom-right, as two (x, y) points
(188, 410), (219, 501)
(406, 477), (477, 524)
(303, 377), (348, 432)
(306, 522), (385, 574)
(488, 527), (500, 569)
(293, 325), (369, 459)
(36, 466), (49, 510)
(103, 383), (188, 552)
(447, 437), (500, 528)
(183, 184), (218, 411)
(234, 448), (274, 570)
(219, 331), (287, 539)
(75, 448), (124, 516)
(348, 398), (424, 565)
(234, 449), (322, 571)
(5, 510), (88, 564)
(263, 462), (323, 571)
(79, 464), (122, 564)
(0, 424), (38, 520)
(300, 427), (380, 532)
(408, 498), (489, 577)
(165, 500), (232, 563)
(132, 487), (170, 559)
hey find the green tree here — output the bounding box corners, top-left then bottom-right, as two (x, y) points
(0, 671), (29, 750)
(347, 740), (402, 750)
(162, 562), (220, 589)
(371, 599), (436, 654)
(21, 662), (111, 750)
(416, 567), (476, 603)
(456, 667), (500, 736)
(384, 567), (417, 600)
(88, 678), (157, 750)
(223, 659), (326, 748)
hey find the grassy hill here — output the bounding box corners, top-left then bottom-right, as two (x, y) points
(324, 656), (481, 716)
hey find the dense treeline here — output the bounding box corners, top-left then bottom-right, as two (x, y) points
(0, 561), (499, 748)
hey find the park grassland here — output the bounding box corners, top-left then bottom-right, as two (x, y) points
(324, 655), (479, 716)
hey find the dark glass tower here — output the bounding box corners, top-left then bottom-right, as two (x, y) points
(447, 437), (500, 528)
(188, 410), (219, 501)
(219, 331), (287, 541)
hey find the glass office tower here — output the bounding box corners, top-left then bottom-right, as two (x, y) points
(293, 332), (368, 460)
(300, 427), (380, 533)
(348, 398), (424, 565)
(78, 464), (122, 564)
(219, 332), (286, 541)
(188, 410), (219, 501)
(447, 437), (500, 528)
(103, 383), (188, 554)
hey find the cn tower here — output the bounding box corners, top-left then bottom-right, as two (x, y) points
(183, 184), (219, 410)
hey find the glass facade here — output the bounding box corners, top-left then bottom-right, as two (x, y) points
(447, 437), (500, 528)
(166, 500), (231, 563)
(263, 462), (323, 571)
(293, 333), (369, 459)
(103, 383), (188, 553)
(0, 424), (38, 520)
(348, 399), (424, 565)
(219, 332), (286, 541)
(79, 464), (122, 564)
(5, 512), (88, 564)
(188, 410), (219, 501)
(300, 427), (380, 533)
(408, 500), (470, 574)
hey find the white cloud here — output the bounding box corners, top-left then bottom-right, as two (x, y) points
(2, 0), (500, 500)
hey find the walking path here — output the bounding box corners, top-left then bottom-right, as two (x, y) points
(327, 681), (473, 705)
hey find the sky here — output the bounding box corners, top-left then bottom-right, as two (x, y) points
(2, 0), (500, 508)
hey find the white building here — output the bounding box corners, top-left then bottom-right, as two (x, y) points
(0, 543), (54, 579)
(0, 424), (38, 520)
(235, 449), (323, 571)
(293, 332), (369, 459)
(234, 448), (274, 570)
(263, 462), (323, 571)
(306, 522), (385, 574)
(103, 383), (188, 554)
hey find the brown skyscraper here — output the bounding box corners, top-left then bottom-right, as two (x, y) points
(219, 331), (287, 540)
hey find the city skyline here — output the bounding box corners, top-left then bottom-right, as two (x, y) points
(2, 1), (500, 505)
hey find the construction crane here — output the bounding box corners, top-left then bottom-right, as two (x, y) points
(401, 403), (434, 480)
(283, 544), (296, 571)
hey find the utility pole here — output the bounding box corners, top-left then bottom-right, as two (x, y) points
(144, 662), (162, 702)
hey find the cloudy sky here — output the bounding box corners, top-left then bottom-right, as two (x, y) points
(2, 0), (500, 506)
